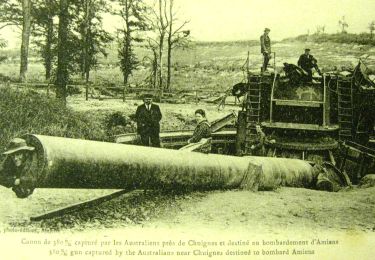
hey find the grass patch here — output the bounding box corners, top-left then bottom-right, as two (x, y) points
(0, 85), (108, 152)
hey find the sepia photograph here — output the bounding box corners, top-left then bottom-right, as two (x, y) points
(0, 0), (374, 259)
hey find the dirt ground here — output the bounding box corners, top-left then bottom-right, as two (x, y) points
(1, 185), (374, 235)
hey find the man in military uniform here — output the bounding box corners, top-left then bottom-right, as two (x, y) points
(260, 28), (271, 73)
(297, 48), (322, 81)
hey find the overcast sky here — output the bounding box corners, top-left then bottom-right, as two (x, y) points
(2, 0), (375, 48)
(175, 0), (375, 41)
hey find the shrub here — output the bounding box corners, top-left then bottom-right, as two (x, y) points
(0, 86), (107, 152)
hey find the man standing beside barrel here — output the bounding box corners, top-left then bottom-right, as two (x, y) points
(135, 93), (162, 147)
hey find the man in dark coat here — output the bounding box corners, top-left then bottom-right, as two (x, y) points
(135, 94), (162, 147)
(297, 48), (322, 81)
(260, 28), (271, 73)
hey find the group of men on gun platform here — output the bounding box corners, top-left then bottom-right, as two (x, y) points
(260, 27), (321, 81)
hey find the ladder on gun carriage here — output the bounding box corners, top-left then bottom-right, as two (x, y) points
(337, 78), (354, 141)
(244, 75), (262, 154)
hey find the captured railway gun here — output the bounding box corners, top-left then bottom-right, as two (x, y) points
(116, 59), (375, 182)
(1, 58), (374, 221)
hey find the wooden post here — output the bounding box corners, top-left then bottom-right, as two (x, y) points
(122, 84), (126, 102)
(85, 82), (89, 101)
(322, 74), (326, 126)
(246, 51), (250, 76)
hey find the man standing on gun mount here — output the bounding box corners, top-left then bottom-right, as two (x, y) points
(135, 93), (162, 147)
(260, 28), (271, 73)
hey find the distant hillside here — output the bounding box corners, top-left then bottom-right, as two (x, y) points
(283, 33), (375, 46)
(194, 39), (259, 47)
(0, 39), (260, 63)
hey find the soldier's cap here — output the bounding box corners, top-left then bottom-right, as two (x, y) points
(142, 93), (154, 99)
(264, 28), (271, 32)
(305, 48), (311, 51)
(2, 138), (35, 155)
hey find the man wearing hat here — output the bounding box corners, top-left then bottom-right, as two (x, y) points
(0, 138), (35, 197)
(297, 48), (322, 82)
(135, 93), (162, 147)
(260, 28), (271, 73)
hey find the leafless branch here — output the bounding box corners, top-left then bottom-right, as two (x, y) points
(171, 20), (189, 36)
(163, 0), (169, 27)
(0, 22), (20, 30)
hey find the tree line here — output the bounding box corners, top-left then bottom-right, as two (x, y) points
(0, 0), (190, 102)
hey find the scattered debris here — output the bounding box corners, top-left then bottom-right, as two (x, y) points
(358, 174), (375, 188)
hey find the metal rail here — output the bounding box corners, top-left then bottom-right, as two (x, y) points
(30, 189), (134, 221)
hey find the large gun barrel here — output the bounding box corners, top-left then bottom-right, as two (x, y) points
(1, 135), (318, 198)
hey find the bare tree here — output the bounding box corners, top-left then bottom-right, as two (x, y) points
(0, 0), (33, 82)
(82, 0), (91, 83)
(315, 25), (326, 35)
(338, 16), (348, 34)
(156, 0), (168, 90)
(144, 38), (158, 89)
(315, 26), (321, 35)
(55, 0), (69, 102)
(165, 0), (189, 91)
(148, 0), (171, 90)
(369, 21), (375, 39)
(19, 0), (32, 82)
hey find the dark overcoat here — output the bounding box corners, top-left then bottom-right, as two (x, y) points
(135, 103), (162, 136)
